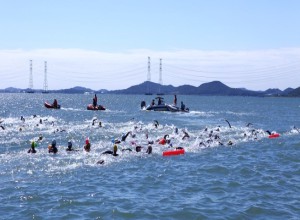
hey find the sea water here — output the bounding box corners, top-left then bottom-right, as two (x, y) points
(0, 93), (299, 219)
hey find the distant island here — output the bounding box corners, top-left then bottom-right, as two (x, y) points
(1, 81), (299, 97)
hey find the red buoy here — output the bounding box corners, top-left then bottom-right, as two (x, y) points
(269, 133), (280, 138)
(163, 149), (185, 156)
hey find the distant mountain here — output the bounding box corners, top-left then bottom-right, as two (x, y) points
(53, 86), (95, 94)
(286, 86), (300, 97)
(0, 81), (299, 96)
(4, 87), (22, 93)
(110, 81), (264, 96)
(283, 87), (294, 95)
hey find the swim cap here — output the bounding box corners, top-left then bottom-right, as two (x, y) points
(85, 138), (89, 144)
(31, 141), (35, 148)
(113, 144), (118, 152)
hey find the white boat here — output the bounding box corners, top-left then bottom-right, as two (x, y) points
(141, 97), (189, 112)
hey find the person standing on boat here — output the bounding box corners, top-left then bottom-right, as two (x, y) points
(158, 97), (162, 105)
(53, 99), (58, 108)
(173, 95), (177, 106)
(93, 94), (97, 107)
(151, 99), (155, 106)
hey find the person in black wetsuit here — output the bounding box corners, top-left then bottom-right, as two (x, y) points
(66, 141), (76, 151)
(101, 144), (119, 156)
(48, 139), (58, 154)
(146, 145), (152, 154)
(93, 94), (97, 107)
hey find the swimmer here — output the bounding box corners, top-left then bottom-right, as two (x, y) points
(182, 130), (190, 140)
(146, 145), (152, 154)
(227, 140), (234, 146)
(121, 131), (132, 142)
(28, 141), (37, 153)
(174, 127), (179, 134)
(154, 120), (159, 128)
(136, 146), (143, 152)
(84, 138), (91, 152)
(101, 144), (119, 156)
(199, 142), (207, 147)
(246, 123), (253, 127)
(113, 144), (118, 156)
(21, 116), (25, 122)
(48, 139), (58, 154)
(92, 118), (97, 126)
(66, 141), (74, 151)
(0, 125), (5, 130)
(97, 160), (105, 165)
(148, 140), (154, 145)
(38, 135), (43, 141)
(99, 122), (102, 127)
(39, 119), (43, 124)
(122, 148), (133, 152)
(158, 134), (170, 145)
(225, 119), (232, 128)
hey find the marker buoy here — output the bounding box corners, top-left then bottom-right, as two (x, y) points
(269, 133), (280, 138)
(163, 148), (185, 156)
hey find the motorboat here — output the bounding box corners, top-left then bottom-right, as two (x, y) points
(145, 104), (189, 112)
(141, 97), (189, 112)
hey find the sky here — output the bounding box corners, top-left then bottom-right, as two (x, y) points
(0, 0), (300, 91)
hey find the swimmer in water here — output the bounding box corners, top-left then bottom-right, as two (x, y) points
(92, 118), (97, 126)
(101, 144), (119, 156)
(146, 145), (152, 154)
(84, 138), (91, 152)
(121, 131), (132, 142)
(182, 130), (190, 140)
(21, 116), (25, 122)
(48, 139), (58, 154)
(28, 141), (37, 153)
(225, 119), (232, 128)
(154, 120), (159, 128)
(136, 145), (143, 152)
(66, 141), (75, 151)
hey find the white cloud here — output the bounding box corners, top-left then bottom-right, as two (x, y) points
(0, 48), (299, 90)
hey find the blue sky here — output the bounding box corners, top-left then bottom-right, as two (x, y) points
(0, 0), (300, 90)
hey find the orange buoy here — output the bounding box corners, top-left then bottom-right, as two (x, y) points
(163, 148), (185, 156)
(269, 133), (280, 138)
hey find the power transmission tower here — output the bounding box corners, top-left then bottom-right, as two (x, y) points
(43, 61), (48, 93)
(147, 56), (151, 81)
(29, 60), (33, 90)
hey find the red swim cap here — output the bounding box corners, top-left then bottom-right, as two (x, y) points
(86, 138), (89, 144)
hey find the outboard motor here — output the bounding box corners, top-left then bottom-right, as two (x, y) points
(141, 101), (146, 109)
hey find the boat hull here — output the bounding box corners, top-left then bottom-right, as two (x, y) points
(87, 104), (106, 111)
(44, 102), (61, 109)
(146, 104), (189, 112)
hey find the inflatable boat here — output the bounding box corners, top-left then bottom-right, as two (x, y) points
(87, 104), (106, 111)
(44, 102), (61, 109)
